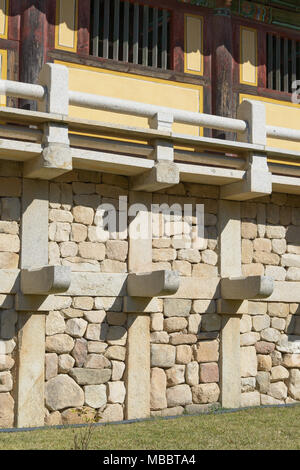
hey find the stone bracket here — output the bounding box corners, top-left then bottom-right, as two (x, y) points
(221, 275), (274, 300)
(130, 161), (179, 192)
(220, 153), (272, 201)
(127, 270), (180, 297)
(20, 265), (71, 295)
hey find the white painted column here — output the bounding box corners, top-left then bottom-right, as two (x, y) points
(125, 191), (152, 420)
(218, 200), (242, 409)
(15, 179), (48, 427)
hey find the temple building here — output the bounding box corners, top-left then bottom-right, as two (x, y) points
(0, 0), (299, 428)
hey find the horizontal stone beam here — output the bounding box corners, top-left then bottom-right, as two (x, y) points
(221, 276), (274, 300)
(127, 270), (180, 297)
(217, 299), (248, 315)
(251, 281), (300, 303)
(130, 161), (179, 192)
(63, 272), (128, 297)
(159, 277), (220, 299)
(21, 266), (71, 295)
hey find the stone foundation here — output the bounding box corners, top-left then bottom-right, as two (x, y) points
(0, 166), (299, 427)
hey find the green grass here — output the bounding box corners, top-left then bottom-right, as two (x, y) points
(0, 405), (299, 450)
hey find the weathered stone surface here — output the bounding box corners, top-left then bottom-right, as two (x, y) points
(45, 353), (58, 381)
(282, 354), (300, 368)
(69, 368), (111, 385)
(45, 411), (63, 426)
(242, 221), (257, 239)
(106, 312), (126, 326)
(260, 328), (280, 343)
(106, 240), (128, 262)
(0, 234), (20, 252)
(88, 342), (107, 354)
(281, 254), (300, 268)
(240, 332), (260, 346)
(185, 361), (199, 386)
(166, 384), (192, 407)
(78, 242), (105, 260)
(84, 384), (107, 409)
(240, 346), (257, 377)
(286, 267), (300, 281)
(164, 299), (191, 317)
(105, 346), (126, 361)
(151, 344), (176, 368)
(99, 404), (123, 422)
(240, 391), (260, 408)
(166, 365), (185, 386)
(248, 301), (267, 315)
(61, 406), (96, 425)
(85, 323), (108, 341)
(193, 341), (219, 363)
(151, 406), (184, 417)
(192, 300), (215, 314)
(242, 239), (253, 264)
(65, 318), (88, 338)
(0, 371), (13, 392)
(46, 311), (65, 336)
(169, 333), (197, 345)
(111, 361), (125, 381)
(45, 375), (84, 411)
(0, 355), (14, 371)
(252, 315), (270, 332)
(72, 297), (94, 310)
(257, 354), (272, 372)
(101, 259), (126, 273)
(0, 393), (14, 427)
(151, 313), (164, 332)
(107, 381), (126, 404)
(271, 317), (285, 331)
(46, 334), (75, 354)
(240, 315), (252, 334)
(268, 381), (288, 400)
(265, 225), (285, 239)
(201, 314), (221, 332)
(106, 326), (127, 346)
(260, 395), (283, 405)
(265, 266), (286, 281)
(192, 264), (218, 278)
(176, 345), (192, 364)
(241, 377), (256, 393)
(191, 383), (220, 404)
(199, 362), (219, 383)
(164, 317), (187, 333)
(188, 314), (201, 335)
(185, 403), (220, 415)
(150, 368), (167, 410)
(58, 354), (75, 373)
(177, 249), (200, 263)
(270, 365), (289, 382)
(268, 303), (289, 318)
(72, 338), (88, 367)
(150, 331), (169, 344)
(255, 341), (275, 355)
(84, 354), (111, 369)
(72, 206), (94, 225)
(288, 369), (300, 400)
(256, 371), (270, 394)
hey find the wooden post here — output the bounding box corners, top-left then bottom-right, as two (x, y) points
(212, 3), (234, 140)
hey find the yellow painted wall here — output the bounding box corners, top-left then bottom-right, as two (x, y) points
(0, 0), (8, 39)
(55, 0), (78, 52)
(0, 49), (7, 106)
(240, 27), (257, 86)
(184, 15), (203, 76)
(56, 61), (204, 136)
(240, 94), (300, 152)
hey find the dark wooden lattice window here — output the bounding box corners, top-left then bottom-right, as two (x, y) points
(266, 33), (300, 93)
(91, 0), (171, 70)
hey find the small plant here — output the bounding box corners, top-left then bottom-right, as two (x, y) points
(72, 408), (101, 450)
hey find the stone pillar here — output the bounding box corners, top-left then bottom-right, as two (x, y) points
(218, 200), (241, 408)
(15, 179), (48, 427)
(125, 192), (152, 419)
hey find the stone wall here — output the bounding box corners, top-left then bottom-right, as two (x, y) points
(240, 194), (300, 407)
(0, 168), (299, 428)
(0, 162), (22, 427)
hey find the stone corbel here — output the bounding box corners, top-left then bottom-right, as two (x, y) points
(21, 265), (72, 295)
(125, 270), (180, 313)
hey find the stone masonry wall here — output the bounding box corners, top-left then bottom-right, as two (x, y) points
(240, 194), (300, 407)
(0, 167), (299, 428)
(0, 162), (22, 428)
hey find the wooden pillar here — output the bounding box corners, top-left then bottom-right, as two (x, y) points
(212, 2), (234, 140)
(19, 0), (47, 110)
